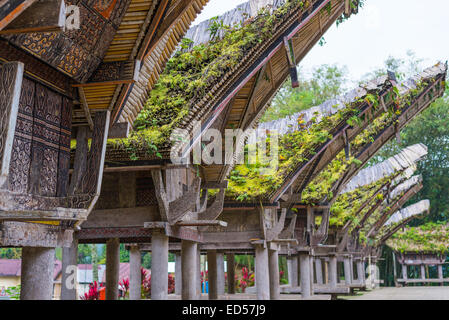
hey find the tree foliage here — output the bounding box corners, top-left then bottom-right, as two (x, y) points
(261, 64), (348, 122)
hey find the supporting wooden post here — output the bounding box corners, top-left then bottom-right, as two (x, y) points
(299, 253), (312, 299)
(227, 253), (235, 294)
(438, 265), (443, 286)
(61, 239), (78, 300)
(151, 231), (169, 300)
(268, 249), (280, 300)
(175, 252), (182, 295)
(255, 244), (270, 300)
(207, 250), (218, 300)
(129, 245), (141, 300)
(315, 258), (324, 285)
(420, 264), (426, 280)
(20, 247), (55, 300)
(329, 255), (338, 289)
(181, 240), (197, 300)
(106, 238), (120, 300)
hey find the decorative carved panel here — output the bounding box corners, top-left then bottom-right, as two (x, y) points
(1, 0), (131, 82)
(8, 77), (34, 193)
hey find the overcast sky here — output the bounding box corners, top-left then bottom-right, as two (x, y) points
(193, 0), (449, 82)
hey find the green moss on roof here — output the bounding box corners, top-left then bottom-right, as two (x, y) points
(329, 173), (394, 228)
(387, 222), (449, 254)
(119, 0), (313, 156)
(226, 102), (359, 201)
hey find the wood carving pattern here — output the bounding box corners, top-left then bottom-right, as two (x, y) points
(136, 177), (158, 206)
(57, 97), (72, 197)
(89, 60), (135, 83)
(29, 84), (61, 196)
(79, 111), (108, 194)
(8, 77), (34, 193)
(0, 40), (73, 95)
(1, 0), (131, 82)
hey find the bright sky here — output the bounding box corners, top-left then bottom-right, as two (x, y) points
(193, 0), (449, 82)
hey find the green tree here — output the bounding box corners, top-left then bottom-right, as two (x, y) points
(0, 248), (21, 259)
(142, 253), (152, 269)
(261, 64), (347, 122)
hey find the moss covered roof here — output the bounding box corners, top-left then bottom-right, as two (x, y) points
(387, 222), (449, 254)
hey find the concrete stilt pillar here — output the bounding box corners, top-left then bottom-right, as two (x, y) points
(315, 258), (323, 285)
(287, 257), (294, 286)
(343, 256), (352, 286)
(216, 252), (225, 295)
(357, 260), (365, 284)
(420, 265), (426, 280)
(129, 245), (141, 300)
(402, 264), (407, 280)
(197, 251), (202, 297)
(438, 265), (443, 280)
(227, 253), (235, 294)
(310, 257), (315, 284)
(207, 250), (218, 300)
(61, 239), (78, 300)
(329, 255), (338, 289)
(151, 231), (169, 300)
(268, 249), (280, 300)
(299, 253), (312, 299)
(181, 240), (197, 300)
(21, 247), (55, 300)
(106, 238), (120, 300)
(175, 252), (182, 295)
(255, 244), (270, 300)
(288, 256), (299, 286)
(324, 260), (329, 284)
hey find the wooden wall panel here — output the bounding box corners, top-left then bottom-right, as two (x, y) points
(7, 77), (34, 194)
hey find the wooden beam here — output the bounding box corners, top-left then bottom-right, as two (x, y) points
(0, 0), (36, 30)
(202, 181), (229, 189)
(175, 220), (228, 227)
(78, 87), (94, 130)
(0, 0), (65, 34)
(87, 61), (141, 84)
(0, 221), (73, 248)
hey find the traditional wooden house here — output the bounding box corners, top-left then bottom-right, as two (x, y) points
(386, 222), (449, 286)
(75, 0), (364, 301)
(0, 0), (209, 300)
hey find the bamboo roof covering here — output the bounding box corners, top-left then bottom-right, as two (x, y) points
(296, 64), (446, 205)
(102, 0), (362, 176)
(115, 0), (209, 125)
(328, 63), (447, 197)
(384, 200), (430, 227)
(342, 144), (427, 193)
(359, 174), (423, 241)
(368, 200), (430, 252)
(0, 0), (209, 127)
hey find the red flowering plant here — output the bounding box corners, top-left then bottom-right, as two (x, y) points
(80, 281), (102, 300)
(237, 267), (254, 293)
(140, 267), (176, 299)
(119, 278), (130, 299)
